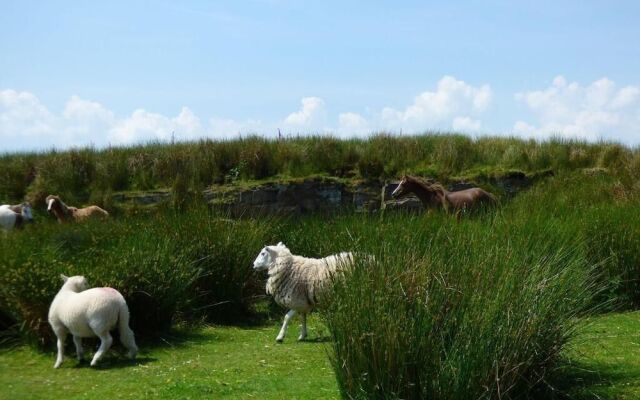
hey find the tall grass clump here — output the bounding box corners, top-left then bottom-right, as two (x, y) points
(506, 171), (640, 309)
(320, 215), (596, 400)
(0, 207), (277, 345)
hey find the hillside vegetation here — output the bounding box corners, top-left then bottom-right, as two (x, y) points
(1, 134), (639, 207)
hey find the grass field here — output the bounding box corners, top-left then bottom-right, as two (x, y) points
(559, 312), (640, 400)
(2, 133), (640, 399)
(0, 315), (338, 400)
(1, 312), (639, 400)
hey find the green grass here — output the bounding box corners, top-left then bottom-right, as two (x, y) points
(558, 311), (640, 399)
(1, 312), (639, 400)
(0, 316), (339, 400)
(2, 171), (640, 399)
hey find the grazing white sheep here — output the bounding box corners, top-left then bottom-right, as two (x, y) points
(253, 242), (354, 342)
(48, 275), (138, 368)
(0, 203), (33, 231)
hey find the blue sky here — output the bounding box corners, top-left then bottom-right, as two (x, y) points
(2, 1), (640, 151)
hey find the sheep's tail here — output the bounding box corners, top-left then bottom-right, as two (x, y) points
(117, 300), (138, 359)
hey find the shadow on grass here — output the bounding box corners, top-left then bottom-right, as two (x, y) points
(534, 360), (640, 400)
(77, 356), (156, 370)
(300, 335), (332, 344)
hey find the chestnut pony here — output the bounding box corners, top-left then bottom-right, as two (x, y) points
(391, 175), (497, 216)
(46, 195), (109, 223)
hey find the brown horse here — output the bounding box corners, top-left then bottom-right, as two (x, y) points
(46, 195), (109, 223)
(391, 175), (497, 216)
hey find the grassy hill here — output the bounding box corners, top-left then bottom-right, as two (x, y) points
(0, 133), (638, 208)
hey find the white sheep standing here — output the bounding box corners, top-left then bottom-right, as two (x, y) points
(0, 203), (33, 231)
(253, 242), (354, 342)
(48, 275), (138, 368)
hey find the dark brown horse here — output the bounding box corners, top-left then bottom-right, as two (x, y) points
(391, 175), (497, 216)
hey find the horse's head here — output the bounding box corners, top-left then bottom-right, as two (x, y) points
(253, 242), (289, 271)
(46, 195), (61, 214)
(60, 274), (89, 293)
(391, 176), (412, 199)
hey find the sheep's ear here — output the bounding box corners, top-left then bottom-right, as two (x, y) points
(60, 274), (68, 282)
(266, 246), (279, 257)
(277, 241), (284, 247)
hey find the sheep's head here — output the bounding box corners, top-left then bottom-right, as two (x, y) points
(60, 274), (89, 292)
(22, 203), (33, 221)
(253, 242), (289, 271)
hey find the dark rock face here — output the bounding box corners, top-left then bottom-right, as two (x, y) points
(114, 173), (547, 216)
(208, 180), (381, 216)
(112, 191), (172, 205)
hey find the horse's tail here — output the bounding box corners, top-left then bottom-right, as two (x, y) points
(489, 192), (499, 205)
(479, 190), (499, 210)
(94, 206), (109, 219)
(117, 300), (138, 359)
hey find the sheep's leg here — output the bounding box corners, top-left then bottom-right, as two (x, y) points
(298, 313), (307, 341)
(73, 335), (84, 361)
(90, 331), (113, 367)
(119, 327), (138, 359)
(53, 329), (68, 369)
(276, 310), (296, 342)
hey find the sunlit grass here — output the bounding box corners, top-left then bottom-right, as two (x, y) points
(1, 313), (639, 400)
(0, 316), (338, 400)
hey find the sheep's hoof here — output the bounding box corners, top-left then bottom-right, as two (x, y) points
(298, 335), (307, 341)
(275, 337), (284, 343)
(53, 362), (62, 369)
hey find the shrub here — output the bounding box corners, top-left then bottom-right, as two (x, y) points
(357, 153), (385, 179)
(321, 216), (595, 400)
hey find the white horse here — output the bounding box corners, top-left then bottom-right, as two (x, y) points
(0, 202), (33, 231)
(48, 275), (138, 368)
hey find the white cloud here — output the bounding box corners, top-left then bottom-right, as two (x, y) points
(0, 89), (207, 150)
(379, 76), (492, 132)
(283, 97), (328, 132)
(209, 117), (270, 137)
(0, 89), (56, 139)
(63, 95), (114, 122)
(452, 116), (482, 132)
(514, 76), (640, 142)
(109, 107), (202, 144)
(6, 74), (638, 151)
(337, 112), (369, 136)
(61, 95), (116, 142)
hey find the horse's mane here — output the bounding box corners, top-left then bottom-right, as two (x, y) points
(407, 176), (446, 195)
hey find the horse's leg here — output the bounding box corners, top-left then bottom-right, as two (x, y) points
(53, 327), (68, 368)
(298, 313), (308, 341)
(276, 309), (296, 342)
(91, 331), (113, 366)
(73, 335), (84, 361)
